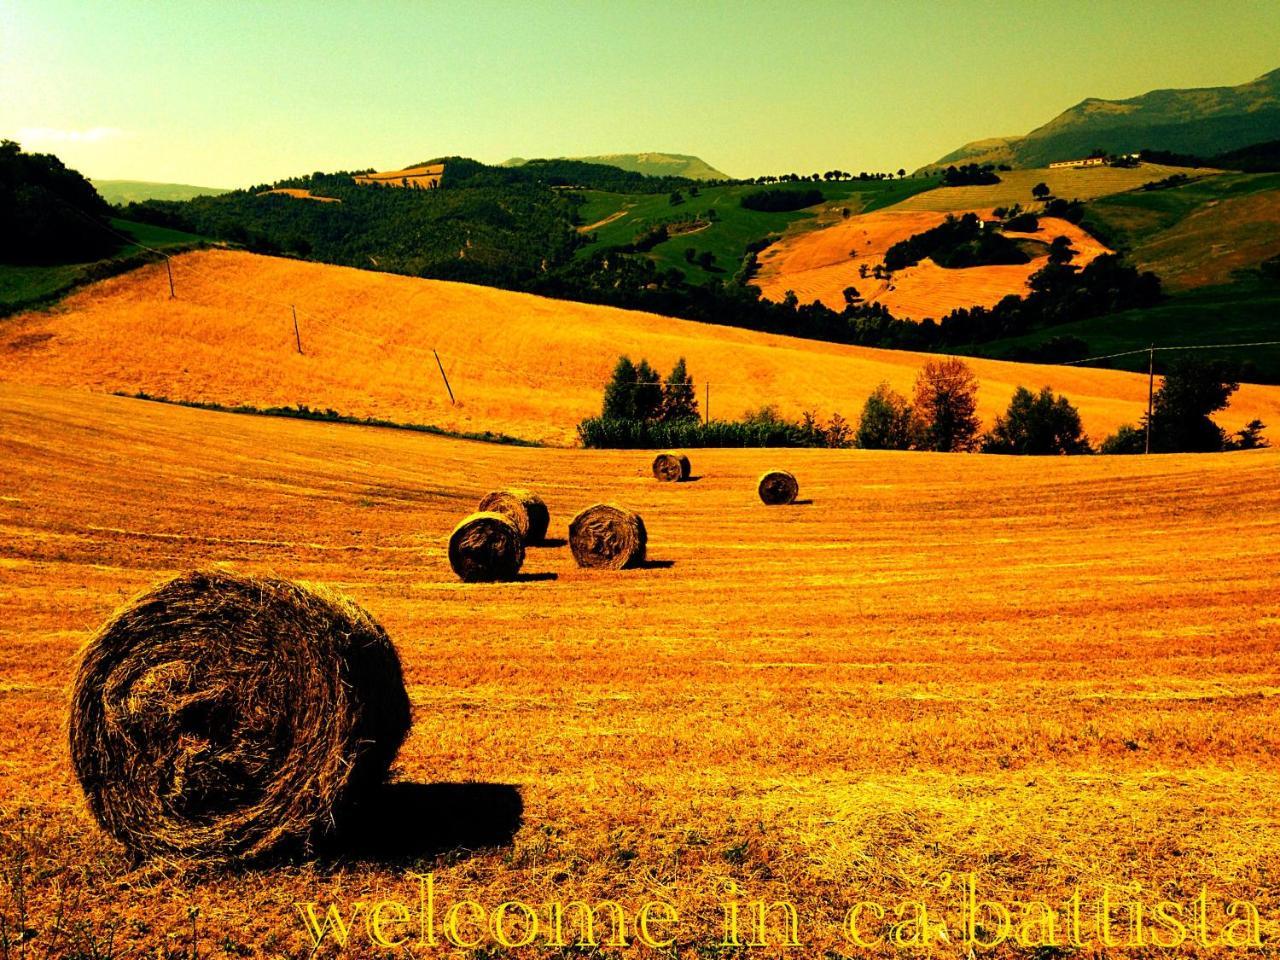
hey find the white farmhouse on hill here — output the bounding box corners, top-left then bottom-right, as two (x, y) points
(1048, 156), (1106, 170)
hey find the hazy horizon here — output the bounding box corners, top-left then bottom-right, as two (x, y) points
(2, 0), (1277, 187)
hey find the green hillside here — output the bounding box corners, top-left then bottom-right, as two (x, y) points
(93, 179), (230, 204)
(0, 218), (207, 315)
(929, 67), (1280, 170)
(575, 177), (938, 278)
(1083, 172), (1280, 289)
(966, 280), (1280, 383)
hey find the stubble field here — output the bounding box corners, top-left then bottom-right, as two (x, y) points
(2, 382), (1278, 956)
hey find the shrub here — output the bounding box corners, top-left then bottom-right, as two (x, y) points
(1004, 212), (1039, 232)
(981, 386), (1092, 455)
(913, 358), (981, 452)
(1148, 358), (1241, 452)
(855, 383), (918, 450)
(661, 357), (699, 423)
(1101, 424), (1146, 455)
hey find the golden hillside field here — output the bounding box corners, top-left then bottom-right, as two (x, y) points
(256, 187), (341, 203)
(353, 162), (445, 189)
(5, 250), (1280, 446)
(891, 163), (1221, 212)
(753, 210), (1109, 318)
(2, 382), (1278, 956)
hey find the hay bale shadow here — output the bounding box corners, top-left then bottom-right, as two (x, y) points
(333, 782), (523, 863)
(532, 537), (568, 548)
(636, 559), (675, 569)
(516, 572), (558, 582)
(791, 498), (814, 506)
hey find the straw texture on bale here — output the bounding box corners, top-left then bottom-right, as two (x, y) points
(568, 504), (647, 569)
(68, 571), (410, 863)
(758, 469), (799, 505)
(477, 488), (549, 542)
(449, 511), (525, 581)
(652, 452), (691, 483)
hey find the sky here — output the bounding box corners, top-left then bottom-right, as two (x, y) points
(2, 0), (1278, 187)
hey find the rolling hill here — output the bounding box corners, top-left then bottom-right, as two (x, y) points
(573, 176), (936, 277)
(929, 67), (1280, 170)
(4, 249), (1280, 446)
(504, 152), (729, 180)
(752, 210), (1109, 319)
(743, 162), (1201, 320)
(92, 179), (230, 204)
(1083, 171), (1280, 290)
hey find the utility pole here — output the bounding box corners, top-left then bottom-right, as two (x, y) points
(1145, 343), (1155, 455)
(434, 349), (456, 405)
(165, 257), (175, 299)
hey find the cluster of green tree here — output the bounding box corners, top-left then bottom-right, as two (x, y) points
(1139, 140), (1280, 174)
(582, 354), (1098, 455)
(1040, 197), (1085, 223)
(598, 356), (699, 423)
(855, 357), (1259, 456)
(855, 365), (1092, 455)
(1002, 211), (1039, 231)
(1100, 359), (1267, 454)
(939, 164), (1001, 187)
(745, 170), (908, 185)
(881, 213), (1030, 272)
(579, 357), (856, 448)
(121, 171), (581, 287)
(739, 188), (825, 212)
(0, 140), (122, 264)
(426, 156), (703, 194)
(1141, 173), (1192, 191)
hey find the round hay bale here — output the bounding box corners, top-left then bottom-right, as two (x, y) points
(68, 571), (410, 863)
(568, 504), (647, 569)
(477, 488), (549, 543)
(758, 469), (799, 505)
(652, 452), (691, 483)
(449, 511), (525, 581)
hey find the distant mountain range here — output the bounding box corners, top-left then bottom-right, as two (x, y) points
(927, 67), (1280, 170)
(502, 152), (728, 180)
(92, 180), (230, 204)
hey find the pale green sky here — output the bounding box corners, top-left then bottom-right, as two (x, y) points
(2, 0), (1277, 187)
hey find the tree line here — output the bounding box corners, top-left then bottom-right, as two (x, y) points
(579, 356), (1266, 455)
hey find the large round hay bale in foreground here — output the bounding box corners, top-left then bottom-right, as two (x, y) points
(758, 469), (799, 505)
(568, 504), (647, 569)
(449, 511), (525, 581)
(652, 452), (691, 483)
(477, 488), (549, 543)
(69, 571), (410, 863)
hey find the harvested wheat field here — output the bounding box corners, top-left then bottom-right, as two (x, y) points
(892, 164), (1221, 212)
(2, 381), (1278, 955)
(352, 163), (445, 189)
(753, 210), (1109, 318)
(4, 249), (1280, 446)
(256, 188), (341, 203)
